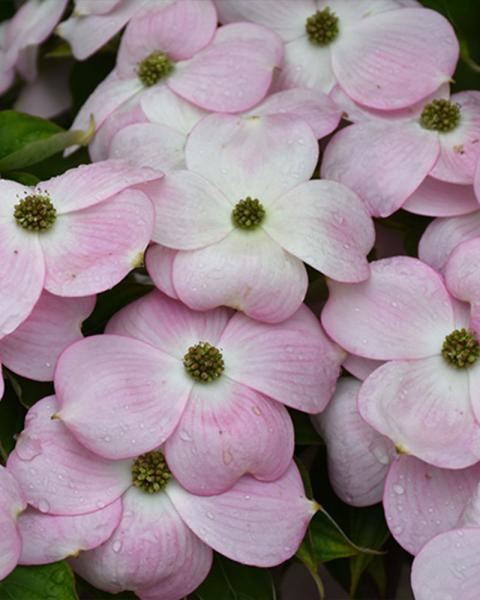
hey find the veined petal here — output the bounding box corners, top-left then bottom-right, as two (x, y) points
(342, 355), (384, 381)
(145, 244), (179, 300)
(403, 177), (479, 217)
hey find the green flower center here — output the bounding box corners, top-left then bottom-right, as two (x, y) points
(131, 451), (172, 493)
(232, 197), (265, 230)
(14, 194), (56, 232)
(138, 51), (174, 87)
(305, 7), (339, 46)
(442, 328), (480, 369)
(419, 99), (461, 133)
(183, 341), (224, 383)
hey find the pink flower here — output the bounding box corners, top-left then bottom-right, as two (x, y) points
(9, 396), (316, 598)
(0, 160), (158, 338)
(215, 0), (458, 110)
(0, 466), (26, 580)
(57, 0), (147, 60)
(69, 0), (283, 140)
(0, 0), (68, 94)
(322, 88), (480, 217)
(53, 290), (343, 494)
(145, 112), (374, 322)
(322, 256), (480, 468)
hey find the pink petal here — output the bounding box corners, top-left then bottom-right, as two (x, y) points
(475, 156), (480, 201)
(321, 122), (439, 217)
(169, 23), (283, 113)
(172, 229), (308, 323)
(430, 91), (480, 184)
(313, 378), (395, 506)
(75, 0), (121, 15)
(332, 8), (458, 109)
(165, 378), (294, 495)
(214, 0), (314, 42)
(41, 160), (160, 213)
(358, 357), (480, 468)
(403, 176), (479, 217)
(322, 257), (455, 359)
(444, 238), (480, 309)
(411, 528), (480, 600)
(141, 85), (206, 133)
(384, 455), (480, 555)
(7, 396), (131, 515)
(145, 244), (179, 300)
(55, 335), (191, 459)
(148, 171), (232, 249)
(0, 292), (94, 381)
(58, 0), (145, 60)
(186, 113), (318, 203)
(18, 501), (122, 564)
(168, 462), (315, 567)
(117, 0), (217, 78)
(6, 0), (68, 52)
(246, 88), (342, 139)
(40, 189), (154, 296)
(342, 355), (384, 381)
(0, 465), (26, 516)
(264, 180), (374, 282)
(71, 487), (212, 597)
(106, 290), (231, 360)
(220, 305), (344, 412)
(0, 467), (26, 579)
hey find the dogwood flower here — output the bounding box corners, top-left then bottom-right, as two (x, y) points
(0, 466), (26, 580)
(9, 396), (316, 598)
(215, 0), (458, 110)
(53, 290), (343, 494)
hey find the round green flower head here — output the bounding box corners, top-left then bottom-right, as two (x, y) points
(138, 51), (174, 86)
(131, 451), (172, 494)
(232, 197), (266, 230)
(14, 194), (57, 232)
(420, 99), (461, 133)
(183, 341), (225, 383)
(305, 7), (339, 46)
(442, 328), (480, 369)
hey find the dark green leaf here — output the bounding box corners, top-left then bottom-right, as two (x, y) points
(195, 555), (276, 600)
(0, 562), (77, 600)
(290, 409), (323, 445)
(5, 370), (54, 409)
(76, 576), (138, 600)
(0, 375), (26, 459)
(6, 171), (41, 185)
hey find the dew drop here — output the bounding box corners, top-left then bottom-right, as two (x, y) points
(393, 484), (404, 495)
(206, 511), (215, 520)
(112, 540), (122, 553)
(38, 499), (50, 513)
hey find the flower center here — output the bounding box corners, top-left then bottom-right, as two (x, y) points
(419, 99), (461, 133)
(442, 328), (480, 369)
(138, 51), (174, 87)
(183, 341), (224, 383)
(231, 197), (265, 230)
(305, 7), (339, 46)
(14, 194), (56, 232)
(131, 451), (172, 493)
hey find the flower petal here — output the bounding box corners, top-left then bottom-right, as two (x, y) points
(106, 290), (231, 360)
(55, 335), (191, 459)
(264, 179), (374, 282)
(145, 244), (179, 300)
(141, 85), (206, 133)
(332, 8), (458, 109)
(384, 455), (480, 555)
(165, 377), (294, 495)
(18, 501), (122, 565)
(167, 462), (315, 567)
(220, 305), (344, 412)
(0, 518), (21, 580)
(7, 396), (131, 515)
(71, 487), (212, 597)
(186, 112), (318, 204)
(322, 257), (455, 359)
(403, 176), (479, 217)
(358, 356), (480, 468)
(40, 189), (154, 296)
(313, 378), (395, 506)
(342, 355), (384, 381)
(444, 238), (480, 309)
(321, 122), (439, 217)
(172, 229), (308, 323)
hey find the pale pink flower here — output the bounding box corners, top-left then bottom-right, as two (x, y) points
(0, 160), (158, 338)
(53, 290), (343, 495)
(0, 466), (26, 580)
(322, 87), (480, 217)
(0, 0), (68, 94)
(69, 0), (283, 141)
(215, 0), (458, 110)
(9, 395), (316, 598)
(144, 112), (374, 322)
(322, 256), (480, 468)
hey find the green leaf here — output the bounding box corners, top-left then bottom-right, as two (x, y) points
(290, 409), (323, 445)
(0, 375), (26, 460)
(195, 555), (276, 600)
(4, 370), (54, 409)
(76, 576), (138, 600)
(0, 562), (77, 600)
(0, 111), (95, 172)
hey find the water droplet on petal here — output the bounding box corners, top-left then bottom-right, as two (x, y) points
(112, 540), (122, 553)
(38, 499), (50, 513)
(393, 484), (404, 495)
